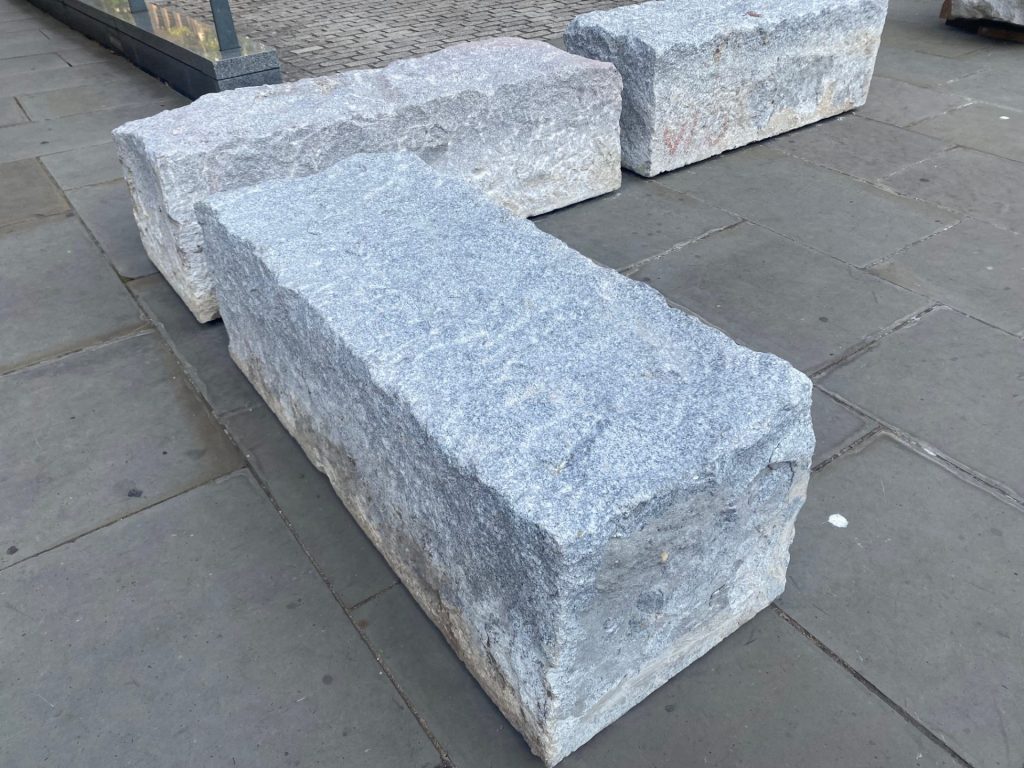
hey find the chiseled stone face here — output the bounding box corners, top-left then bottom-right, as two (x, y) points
(949, 0), (1024, 24)
(196, 154), (814, 766)
(112, 38), (622, 322)
(565, 0), (888, 176)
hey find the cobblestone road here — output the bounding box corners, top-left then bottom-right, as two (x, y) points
(171, 0), (635, 79)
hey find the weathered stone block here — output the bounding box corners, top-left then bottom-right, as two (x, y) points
(113, 38), (622, 322)
(196, 153), (814, 765)
(565, 0), (887, 176)
(949, 0), (1024, 25)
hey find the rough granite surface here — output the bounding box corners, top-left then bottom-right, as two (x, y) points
(112, 38), (622, 322)
(195, 153), (814, 766)
(949, 0), (1024, 24)
(565, 0), (888, 176)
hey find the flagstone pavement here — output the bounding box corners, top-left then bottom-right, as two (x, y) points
(1, 0), (1022, 766)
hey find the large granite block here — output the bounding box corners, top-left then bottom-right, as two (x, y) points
(565, 0), (887, 176)
(949, 0), (1024, 24)
(113, 38), (622, 322)
(196, 153), (813, 765)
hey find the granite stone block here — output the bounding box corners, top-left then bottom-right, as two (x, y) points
(196, 153), (813, 765)
(113, 38), (622, 321)
(949, 0), (1024, 24)
(565, 0), (887, 176)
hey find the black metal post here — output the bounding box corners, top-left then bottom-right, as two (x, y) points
(209, 0), (240, 52)
(127, 0), (147, 13)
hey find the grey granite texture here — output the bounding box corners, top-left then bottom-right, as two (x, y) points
(949, 0), (1024, 24)
(196, 153), (813, 766)
(565, 0), (887, 176)
(112, 37), (622, 322)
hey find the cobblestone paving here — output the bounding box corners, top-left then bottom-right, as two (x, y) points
(169, 0), (635, 78)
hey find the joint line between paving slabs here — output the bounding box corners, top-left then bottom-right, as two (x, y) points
(811, 424), (886, 473)
(229, 449), (456, 767)
(808, 303), (941, 380)
(770, 604), (976, 768)
(0, 468), (248, 574)
(619, 218), (746, 275)
(120, 289), (456, 766)
(0, 326), (155, 378)
(813, 392), (1024, 513)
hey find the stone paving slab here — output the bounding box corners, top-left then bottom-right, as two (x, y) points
(780, 434), (1024, 768)
(630, 222), (928, 373)
(855, 76), (973, 127)
(0, 96), (25, 127)
(0, 157), (67, 227)
(0, 51), (69, 77)
(38, 141), (121, 190)
(0, 332), (242, 567)
(913, 102), (1024, 163)
(879, 15), (997, 57)
(0, 101), (184, 163)
(66, 179), (155, 278)
(533, 174), (738, 271)
(0, 471), (441, 768)
(872, 45), (987, 87)
(768, 113), (953, 182)
(657, 146), (956, 267)
(0, 59), (154, 99)
(870, 218), (1024, 336)
(886, 147), (1024, 234)
(129, 275), (260, 417)
(944, 67), (1024, 111)
(0, 217), (144, 373)
(224, 404), (399, 608)
(17, 77), (185, 120)
(821, 307), (1024, 498)
(354, 585), (959, 767)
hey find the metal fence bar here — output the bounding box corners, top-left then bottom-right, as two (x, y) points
(209, 0), (240, 52)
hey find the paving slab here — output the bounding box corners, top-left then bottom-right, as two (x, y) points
(657, 147), (955, 267)
(779, 435), (1024, 768)
(820, 307), (1024, 496)
(0, 332), (242, 567)
(0, 217), (144, 373)
(885, 147), (1024, 233)
(224, 404), (399, 608)
(880, 16), (999, 56)
(17, 77), (185, 120)
(0, 471), (441, 768)
(0, 157), (67, 227)
(811, 388), (876, 466)
(0, 52), (69, 77)
(38, 141), (122, 190)
(769, 114), (953, 181)
(354, 585), (960, 768)
(533, 174), (738, 270)
(631, 222), (928, 372)
(855, 76), (972, 128)
(54, 43), (114, 65)
(872, 45), (986, 87)
(0, 95), (25, 127)
(130, 274), (260, 417)
(67, 179), (154, 278)
(944, 67), (1024, 111)
(0, 101), (184, 163)
(0, 59), (155, 99)
(912, 102), (1024, 163)
(870, 218), (1024, 335)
